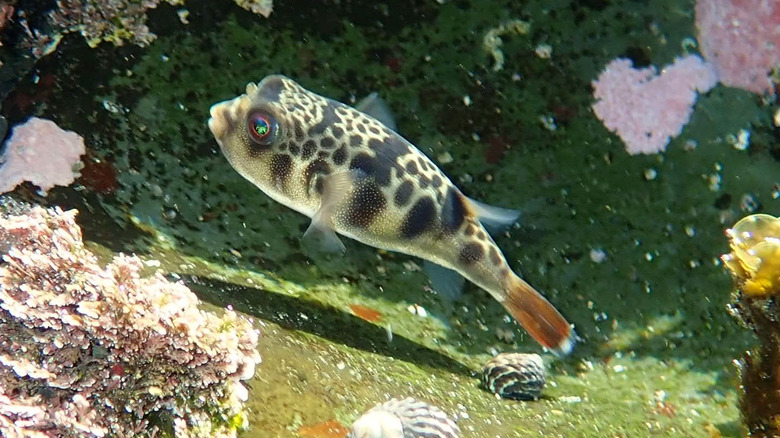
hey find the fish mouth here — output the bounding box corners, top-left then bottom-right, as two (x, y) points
(207, 94), (250, 150)
(207, 100), (231, 144)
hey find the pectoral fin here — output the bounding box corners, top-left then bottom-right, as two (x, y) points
(303, 171), (361, 253)
(467, 197), (520, 233)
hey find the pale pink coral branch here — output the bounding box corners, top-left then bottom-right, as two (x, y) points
(591, 55), (718, 155)
(696, 0), (780, 95)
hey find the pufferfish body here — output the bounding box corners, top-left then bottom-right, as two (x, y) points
(208, 75), (575, 355)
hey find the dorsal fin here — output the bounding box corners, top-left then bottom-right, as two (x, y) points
(467, 197), (520, 233)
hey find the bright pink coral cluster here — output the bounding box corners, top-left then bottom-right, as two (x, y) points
(591, 55), (718, 155)
(0, 202), (261, 438)
(696, 0), (780, 95)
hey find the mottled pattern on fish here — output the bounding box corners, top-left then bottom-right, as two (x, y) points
(481, 353), (546, 400)
(208, 75), (575, 355)
(348, 397), (460, 438)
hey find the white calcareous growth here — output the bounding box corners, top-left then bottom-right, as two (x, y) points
(0, 117), (85, 195)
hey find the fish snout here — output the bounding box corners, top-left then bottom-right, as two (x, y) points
(207, 101), (232, 142)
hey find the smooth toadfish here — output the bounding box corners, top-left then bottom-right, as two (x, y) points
(207, 75), (575, 355)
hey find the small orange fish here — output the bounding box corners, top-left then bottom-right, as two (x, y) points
(349, 303), (383, 322)
(298, 420), (349, 438)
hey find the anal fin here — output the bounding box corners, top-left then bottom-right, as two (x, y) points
(423, 261), (465, 301)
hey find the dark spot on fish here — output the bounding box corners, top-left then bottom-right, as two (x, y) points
(304, 159), (331, 196)
(320, 137), (335, 149)
(477, 230), (486, 241)
(432, 175), (442, 188)
(489, 246), (502, 265)
(318, 151), (330, 160)
(357, 123), (367, 133)
(349, 152), (393, 186)
(367, 138), (409, 186)
(277, 142), (288, 152)
(350, 153), (375, 176)
(459, 242), (484, 265)
(500, 267), (510, 278)
(418, 157), (429, 171)
(377, 164), (396, 186)
(303, 114), (312, 124)
(257, 76), (285, 101)
(419, 175), (430, 189)
(294, 124), (305, 141)
(307, 104), (339, 137)
(332, 145), (348, 165)
(346, 182), (386, 228)
(394, 180), (413, 207)
(401, 196), (436, 239)
(270, 154), (293, 188)
(332, 126), (344, 139)
(301, 140), (317, 160)
(368, 138), (409, 161)
(288, 143), (300, 156)
(368, 125), (381, 135)
(441, 187), (466, 233)
(349, 135), (362, 148)
(406, 161), (419, 175)
(464, 223), (476, 236)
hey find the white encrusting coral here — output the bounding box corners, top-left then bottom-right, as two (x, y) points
(0, 117), (85, 195)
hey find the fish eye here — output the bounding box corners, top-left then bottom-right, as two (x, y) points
(247, 111), (278, 145)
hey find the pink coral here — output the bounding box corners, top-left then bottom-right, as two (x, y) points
(591, 55), (718, 155)
(696, 0), (780, 95)
(0, 117), (85, 196)
(0, 202), (261, 438)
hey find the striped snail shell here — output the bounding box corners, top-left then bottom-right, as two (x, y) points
(348, 397), (461, 438)
(481, 353), (546, 400)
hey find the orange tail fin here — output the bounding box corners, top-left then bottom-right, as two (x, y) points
(504, 276), (576, 356)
